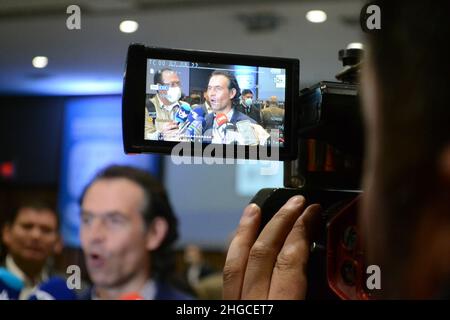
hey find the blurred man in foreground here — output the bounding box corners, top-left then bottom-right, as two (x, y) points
(79, 165), (190, 300)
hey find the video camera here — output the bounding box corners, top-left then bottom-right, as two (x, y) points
(122, 44), (369, 299)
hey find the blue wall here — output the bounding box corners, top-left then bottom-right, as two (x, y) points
(58, 96), (160, 247)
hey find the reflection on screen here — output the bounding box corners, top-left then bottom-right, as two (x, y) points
(144, 59), (285, 148)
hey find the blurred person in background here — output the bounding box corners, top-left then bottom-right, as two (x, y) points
(236, 89), (262, 124)
(1, 200), (62, 299)
(183, 244), (214, 290)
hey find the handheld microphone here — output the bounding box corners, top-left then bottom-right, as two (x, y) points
(224, 123), (237, 132)
(174, 103), (191, 124)
(192, 107), (205, 119)
(186, 116), (205, 140)
(223, 123), (239, 144)
(215, 113), (229, 142)
(0, 267), (24, 300)
(178, 107), (205, 134)
(28, 276), (77, 300)
(215, 113), (228, 128)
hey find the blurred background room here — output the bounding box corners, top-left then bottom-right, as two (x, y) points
(0, 0), (365, 299)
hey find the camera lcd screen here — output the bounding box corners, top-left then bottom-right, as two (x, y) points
(122, 44), (299, 159)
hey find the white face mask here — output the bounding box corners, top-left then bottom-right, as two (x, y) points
(164, 86), (182, 103)
(244, 98), (253, 107)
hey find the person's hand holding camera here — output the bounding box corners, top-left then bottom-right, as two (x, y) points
(223, 196), (321, 300)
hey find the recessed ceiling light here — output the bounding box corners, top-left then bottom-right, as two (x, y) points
(306, 10), (327, 23)
(120, 20), (139, 33)
(32, 56), (48, 69)
(347, 42), (364, 50)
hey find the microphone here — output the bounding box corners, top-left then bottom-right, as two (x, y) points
(178, 107), (205, 134)
(215, 113), (229, 142)
(0, 267), (24, 300)
(28, 276), (77, 300)
(185, 116), (205, 141)
(215, 113), (228, 128)
(223, 123), (239, 144)
(119, 292), (144, 300)
(174, 102), (192, 124)
(224, 122), (237, 132)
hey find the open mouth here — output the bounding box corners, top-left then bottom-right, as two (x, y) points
(88, 253), (106, 269)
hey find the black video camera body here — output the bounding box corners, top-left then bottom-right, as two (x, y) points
(122, 44), (371, 299)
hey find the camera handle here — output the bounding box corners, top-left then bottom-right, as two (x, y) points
(250, 187), (369, 299)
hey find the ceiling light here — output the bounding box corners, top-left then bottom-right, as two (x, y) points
(120, 20), (138, 33)
(306, 10), (327, 23)
(347, 42), (364, 50)
(32, 56), (48, 69)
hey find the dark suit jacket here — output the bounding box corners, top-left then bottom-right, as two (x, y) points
(235, 103), (262, 124)
(203, 109), (256, 133)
